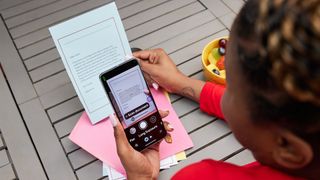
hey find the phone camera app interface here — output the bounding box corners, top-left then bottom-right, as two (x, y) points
(106, 65), (164, 150)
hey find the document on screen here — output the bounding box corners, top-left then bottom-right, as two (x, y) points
(49, 2), (131, 124)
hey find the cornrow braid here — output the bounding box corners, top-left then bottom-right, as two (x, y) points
(256, 0), (320, 105)
(234, 0), (320, 134)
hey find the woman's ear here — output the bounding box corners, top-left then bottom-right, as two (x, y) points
(272, 129), (313, 169)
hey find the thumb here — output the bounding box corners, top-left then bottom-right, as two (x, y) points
(109, 114), (133, 157)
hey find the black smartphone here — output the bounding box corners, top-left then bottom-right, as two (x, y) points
(100, 58), (167, 151)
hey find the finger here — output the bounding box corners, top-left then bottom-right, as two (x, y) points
(109, 114), (133, 156)
(159, 110), (169, 118)
(141, 69), (157, 88)
(143, 88), (150, 95)
(163, 121), (174, 132)
(133, 50), (160, 64)
(133, 50), (153, 60)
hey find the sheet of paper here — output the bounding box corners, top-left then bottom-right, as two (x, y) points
(49, 2), (131, 124)
(175, 151), (187, 161)
(69, 89), (193, 175)
(102, 155), (178, 179)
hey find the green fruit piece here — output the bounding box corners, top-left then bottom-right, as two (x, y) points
(211, 48), (221, 61)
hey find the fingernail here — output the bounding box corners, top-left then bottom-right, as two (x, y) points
(152, 83), (159, 90)
(109, 114), (117, 127)
(144, 89), (150, 94)
(168, 124), (174, 130)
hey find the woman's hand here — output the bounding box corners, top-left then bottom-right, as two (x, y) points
(134, 48), (205, 102)
(134, 48), (188, 93)
(110, 110), (169, 180)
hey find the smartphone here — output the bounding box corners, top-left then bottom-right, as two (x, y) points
(100, 58), (167, 151)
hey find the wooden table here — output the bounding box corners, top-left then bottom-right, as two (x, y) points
(0, 0), (254, 179)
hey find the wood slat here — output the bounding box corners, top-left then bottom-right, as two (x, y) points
(127, 1), (205, 42)
(222, 0), (244, 13)
(123, 0), (196, 30)
(47, 97), (83, 123)
(1, 0), (56, 19)
(130, 10), (215, 49)
(13, 0), (136, 49)
(178, 56), (203, 76)
(159, 134), (242, 179)
(169, 29), (229, 65)
(0, 17), (37, 104)
(218, 11), (236, 30)
(29, 59), (64, 82)
(152, 19), (224, 54)
(0, 66), (46, 179)
(55, 111), (82, 138)
(0, 163), (16, 180)
(186, 120), (230, 155)
(39, 83), (76, 109)
(75, 160), (105, 180)
(225, 149), (255, 166)
(24, 48), (60, 70)
(115, 0), (140, 9)
(0, 134), (4, 149)
(68, 148), (97, 170)
(172, 98), (198, 117)
(61, 136), (80, 154)
(34, 70), (70, 95)
(118, 0), (168, 20)
(6, 0), (84, 29)
(180, 109), (216, 133)
(0, 150), (9, 167)
(199, 0), (231, 17)
(0, 0), (28, 11)
(10, 0), (113, 39)
(19, 98), (77, 180)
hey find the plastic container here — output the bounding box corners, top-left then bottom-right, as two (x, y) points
(201, 36), (228, 85)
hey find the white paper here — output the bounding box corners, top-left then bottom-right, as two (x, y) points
(102, 155), (178, 179)
(49, 2), (132, 124)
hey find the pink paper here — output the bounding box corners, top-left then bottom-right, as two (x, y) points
(69, 89), (193, 175)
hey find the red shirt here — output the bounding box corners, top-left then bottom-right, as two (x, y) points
(172, 82), (304, 180)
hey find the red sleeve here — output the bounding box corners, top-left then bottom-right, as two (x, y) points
(171, 159), (303, 180)
(199, 82), (225, 120)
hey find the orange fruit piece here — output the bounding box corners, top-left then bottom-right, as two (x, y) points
(216, 56), (225, 70)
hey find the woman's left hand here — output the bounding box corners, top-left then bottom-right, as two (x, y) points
(110, 110), (169, 180)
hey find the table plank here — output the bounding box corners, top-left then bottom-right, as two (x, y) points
(0, 17), (37, 104)
(61, 136), (80, 154)
(0, 163), (16, 180)
(126, 0), (203, 41)
(47, 97), (83, 123)
(55, 111), (82, 138)
(68, 149), (97, 170)
(6, 0), (84, 29)
(130, 10), (215, 49)
(159, 134), (242, 179)
(1, 0), (56, 19)
(76, 160), (105, 180)
(225, 149), (255, 166)
(10, 0), (112, 39)
(152, 19), (224, 54)
(123, 0), (196, 30)
(0, 65), (46, 179)
(199, 0), (231, 17)
(19, 98), (77, 180)
(0, 150), (9, 167)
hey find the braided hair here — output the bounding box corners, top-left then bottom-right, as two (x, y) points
(234, 0), (320, 136)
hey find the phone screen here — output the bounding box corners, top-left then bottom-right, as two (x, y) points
(100, 59), (166, 151)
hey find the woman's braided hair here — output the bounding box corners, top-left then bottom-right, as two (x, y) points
(235, 0), (320, 135)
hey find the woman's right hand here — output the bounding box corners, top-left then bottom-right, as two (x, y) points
(133, 48), (188, 93)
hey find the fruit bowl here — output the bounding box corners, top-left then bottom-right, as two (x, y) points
(201, 36), (228, 85)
